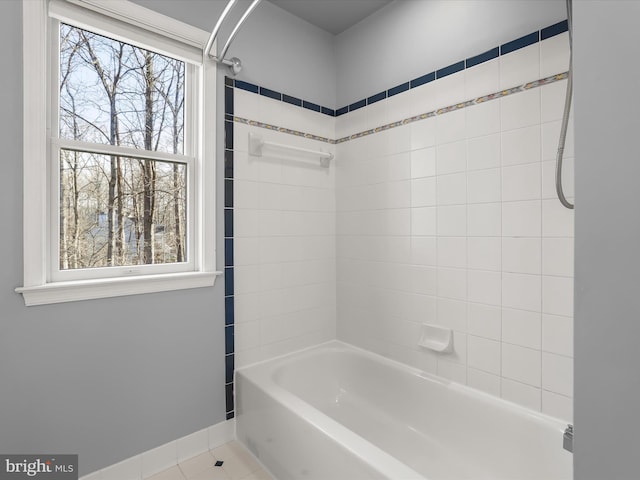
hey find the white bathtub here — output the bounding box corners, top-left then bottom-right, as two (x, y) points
(236, 341), (572, 480)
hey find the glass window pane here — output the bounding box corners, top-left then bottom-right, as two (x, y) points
(59, 149), (187, 269)
(59, 24), (185, 154)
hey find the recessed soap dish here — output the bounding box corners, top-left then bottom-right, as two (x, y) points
(418, 323), (453, 353)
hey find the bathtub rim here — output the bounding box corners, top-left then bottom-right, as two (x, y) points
(237, 339), (570, 432)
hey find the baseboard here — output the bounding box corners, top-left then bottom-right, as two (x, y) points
(80, 419), (236, 480)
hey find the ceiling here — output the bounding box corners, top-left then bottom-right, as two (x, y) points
(269, 0), (394, 35)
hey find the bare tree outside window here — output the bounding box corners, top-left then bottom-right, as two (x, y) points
(58, 24), (187, 269)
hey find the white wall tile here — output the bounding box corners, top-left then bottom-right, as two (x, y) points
(468, 335), (501, 374)
(437, 172), (467, 205)
(502, 343), (541, 387)
(502, 237), (541, 275)
(436, 141), (467, 175)
(540, 32), (570, 78)
(451, 331), (469, 365)
(411, 176), (437, 207)
(437, 237), (467, 269)
(468, 237), (501, 271)
(410, 146), (436, 179)
(541, 119), (574, 162)
(542, 352), (573, 397)
(467, 203), (501, 237)
(468, 270), (501, 306)
(500, 43), (540, 90)
(437, 205), (467, 236)
(235, 321), (261, 352)
(436, 297), (467, 333)
(410, 117), (436, 150)
(502, 273), (541, 312)
(412, 207), (437, 236)
(436, 108), (466, 144)
(502, 163), (541, 202)
(542, 199), (574, 237)
(542, 313), (573, 357)
(437, 268), (467, 301)
(467, 134), (501, 171)
(436, 70), (466, 108)
(501, 125), (541, 166)
(541, 80), (569, 123)
(500, 88), (541, 131)
(468, 303), (501, 340)
(407, 266), (437, 296)
(467, 168), (501, 204)
(467, 368), (501, 396)
(465, 58), (500, 100)
(466, 100), (501, 139)
(411, 236), (437, 266)
(542, 157), (574, 200)
(437, 359), (467, 384)
(542, 237), (574, 277)
(502, 200), (541, 237)
(410, 81), (439, 118)
(502, 378), (541, 411)
(542, 390), (573, 422)
(542, 275), (574, 317)
(387, 151), (412, 181)
(502, 308), (541, 349)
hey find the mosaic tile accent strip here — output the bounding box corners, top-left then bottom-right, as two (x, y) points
(232, 72), (568, 145)
(232, 116), (334, 144)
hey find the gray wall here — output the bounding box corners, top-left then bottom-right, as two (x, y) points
(133, 0), (336, 108)
(335, 0), (566, 107)
(1, 0), (336, 476)
(574, 1), (640, 478)
(0, 1), (225, 476)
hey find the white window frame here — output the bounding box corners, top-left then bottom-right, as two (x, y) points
(17, 0), (220, 306)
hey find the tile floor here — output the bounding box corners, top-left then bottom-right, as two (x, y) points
(146, 441), (273, 480)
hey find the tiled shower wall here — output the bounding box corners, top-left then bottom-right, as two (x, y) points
(227, 23), (574, 423)
(336, 32), (574, 421)
(229, 88), (337, 370)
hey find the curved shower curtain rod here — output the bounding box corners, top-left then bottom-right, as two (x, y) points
(205, 0), (262, 75)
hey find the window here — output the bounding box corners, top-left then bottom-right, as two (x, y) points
(18, 0), (218, 305)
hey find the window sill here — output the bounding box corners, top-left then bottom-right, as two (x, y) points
(15, 271), (222, 306)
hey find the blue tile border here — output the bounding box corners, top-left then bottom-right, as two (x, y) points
(234, 79), (258, 94)
(410, 72), (435, 89)
(367, 91), (387, 104)
(224, 86), (235, 418)
(303, 100), (322, 112)
(388, 82), (410, 97)
(227, 21), (567, 119)
(501, 31), (539, 55)
(283, 94), (302, 106)
(260, 86), (281, 101)
(466, 47), (499, 69)
(348, 99), (366, 111)
(436, 60), (465, 79)
(541, 20), (569, 40)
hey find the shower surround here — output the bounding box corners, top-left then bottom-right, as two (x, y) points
(227, 21), (574, 422)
